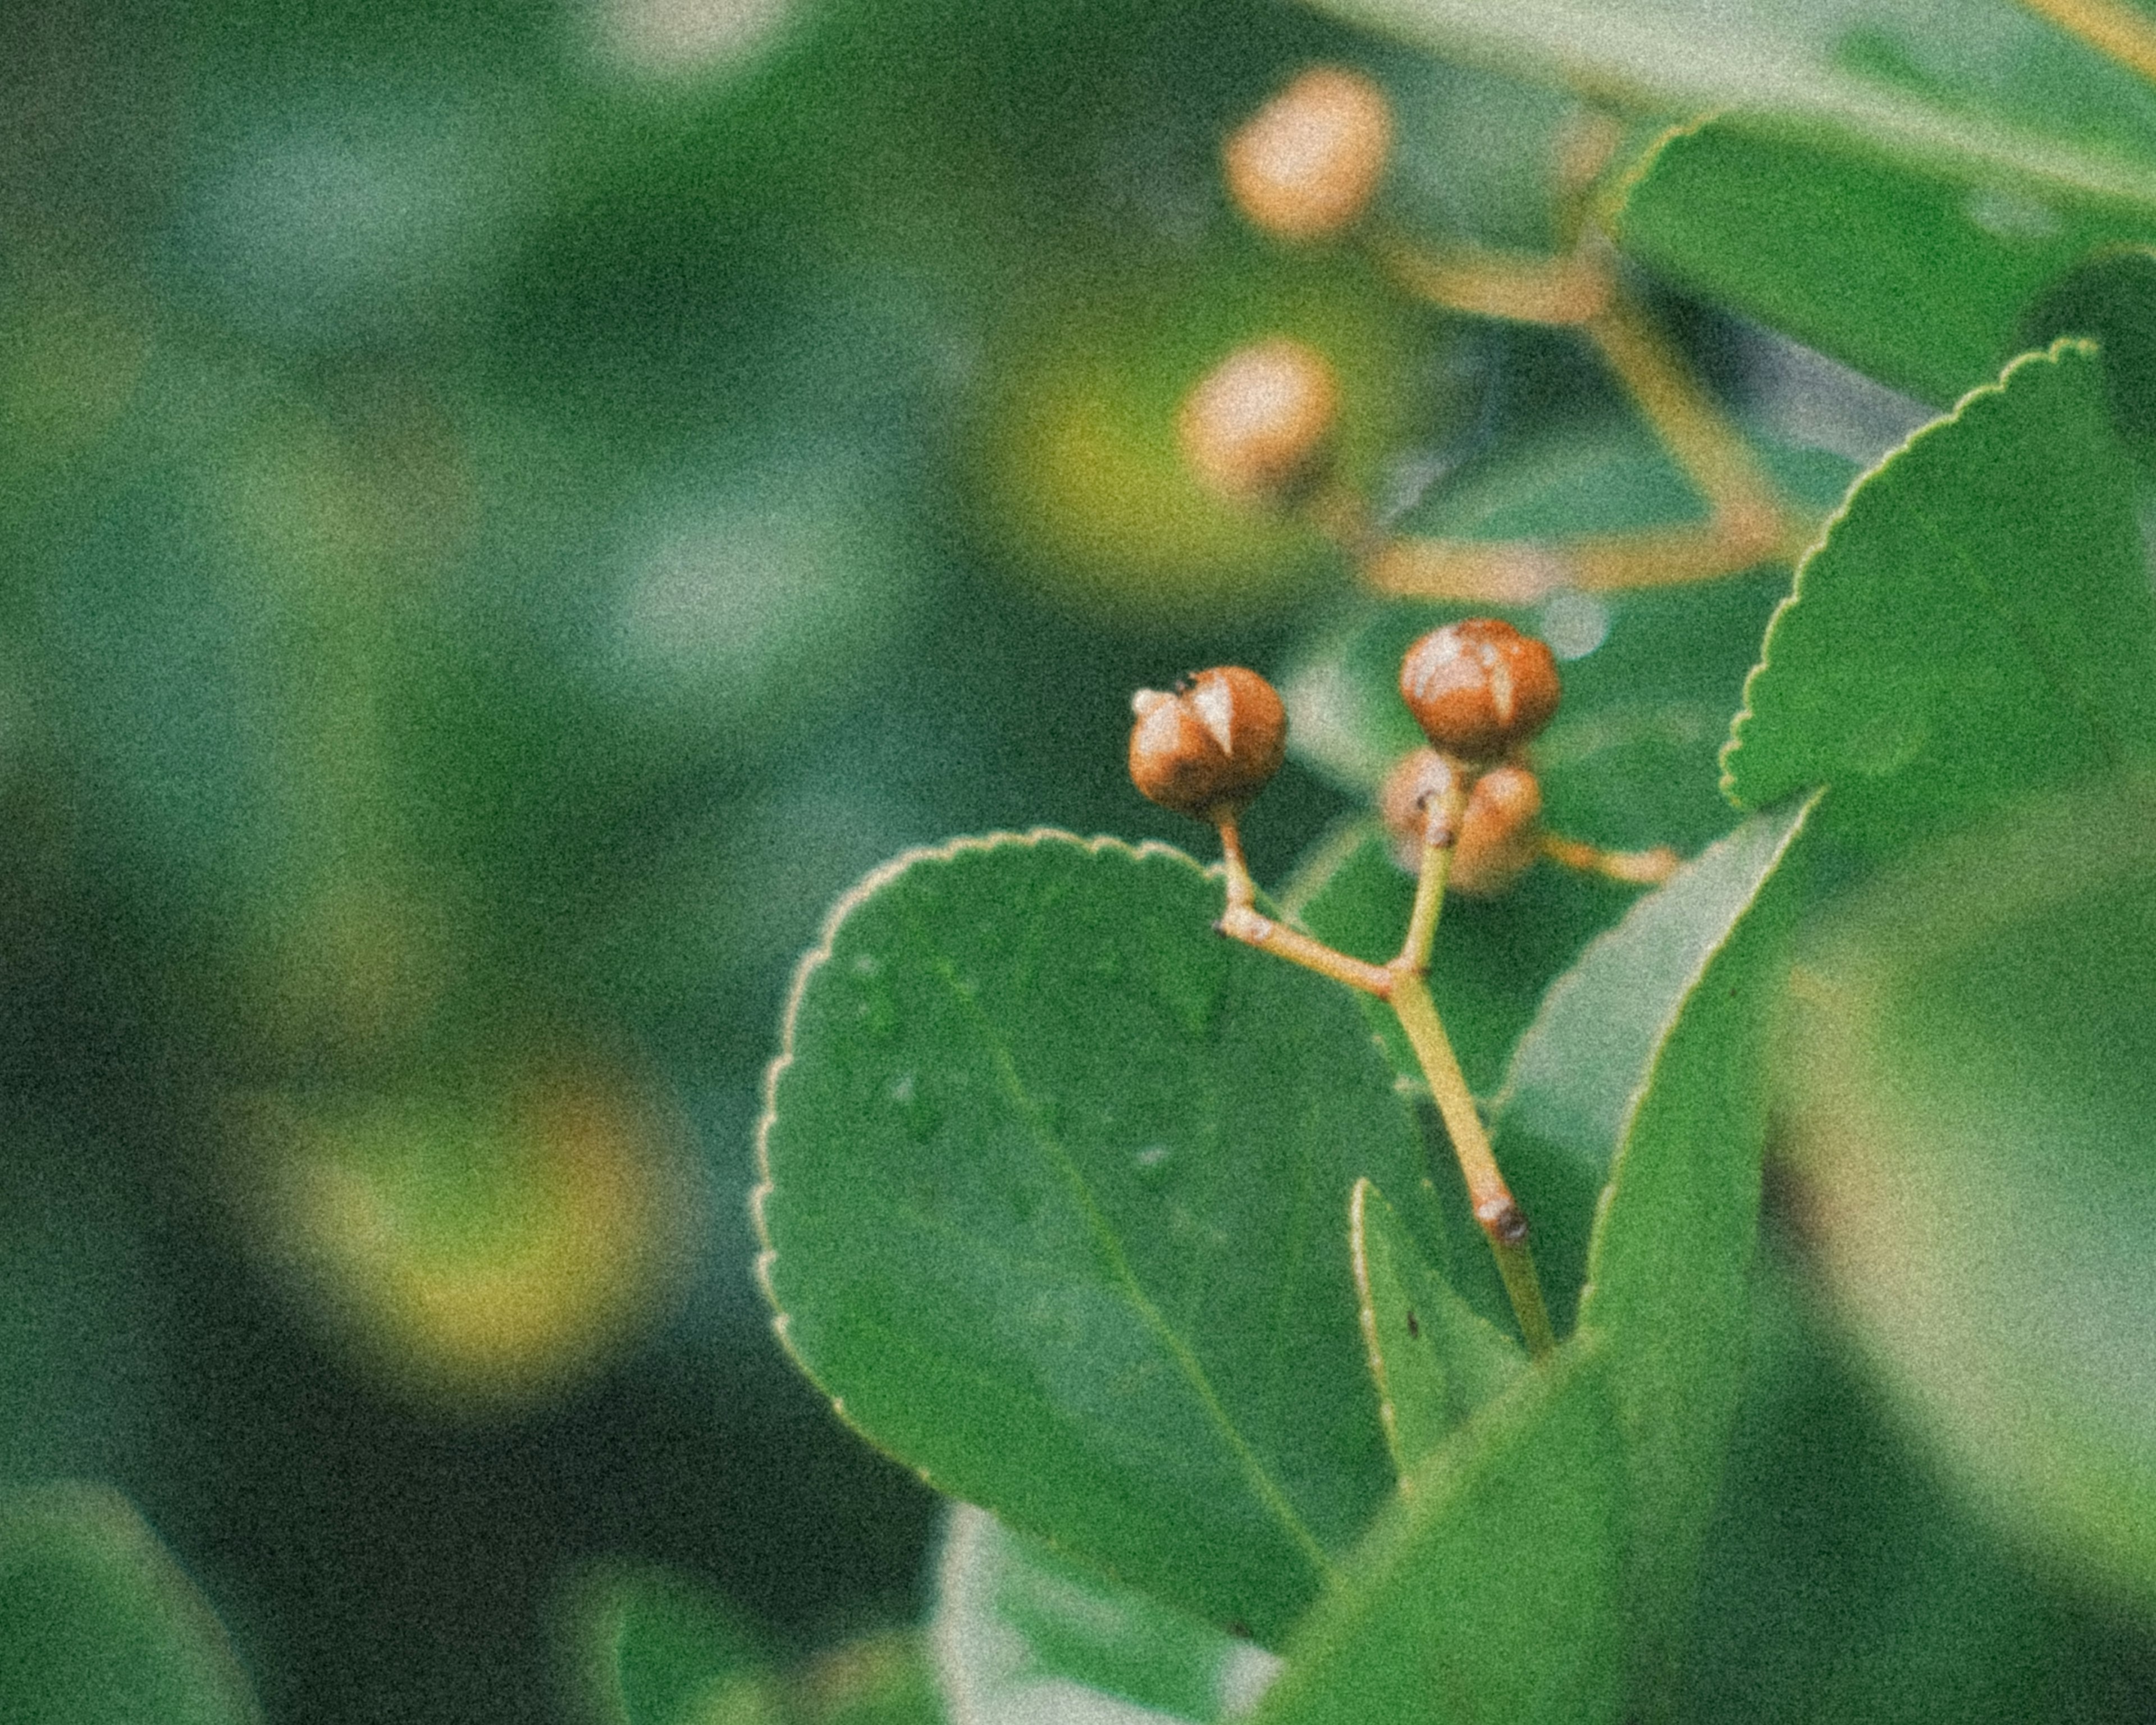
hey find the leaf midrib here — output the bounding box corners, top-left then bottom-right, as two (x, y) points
(921, 946), (1340, 1587)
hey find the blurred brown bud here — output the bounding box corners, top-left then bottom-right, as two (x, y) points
(1399, 617), (1561, 761)
(1129, 666), (1288, 819)
(1380, 751), (1544, 897)
(1178, 339), (1340, 504)
(1224, 66), (1394, 241)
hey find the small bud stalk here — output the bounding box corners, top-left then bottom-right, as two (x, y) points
(1125, 657), (1556, 1357)
(1383, 759), (1554, 1357)
(1213, 810), (1396, 997)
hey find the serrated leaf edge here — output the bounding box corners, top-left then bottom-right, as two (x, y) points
(1572, 794), (1815, 1325)
(750, 827), (1344, 1591)
(1719, 337), (2099, 808)
(751, 828), (1215, 1446)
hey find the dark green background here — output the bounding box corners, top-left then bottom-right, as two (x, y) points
(8, 0), (2156, 1719)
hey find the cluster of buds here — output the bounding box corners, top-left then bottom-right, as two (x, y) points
(1129, 617), (1674, 901)
(1381, 752), (1543, 898)
(1127, 618), (1565, 900)
(1383, 618), (1562, 897)
(1127, 622), (1607, 1365)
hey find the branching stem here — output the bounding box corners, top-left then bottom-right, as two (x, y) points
(1216, 815), (1394, 996)
(1540, 830), (1682, 887)
(1340, 211), (1809, 601)
(1212, 797), (1557, 1357)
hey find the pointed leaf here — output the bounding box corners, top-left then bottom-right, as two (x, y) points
(757, 833), (1443, 1644)
(1614, 120), (2156, 408)
(1349, 1180), (1524, 1477)
(1497, 802), (1810, 1177)
(0, 1482), (260, 1725)
(933, 1505), (1280, 1725)
(1724, 340), (2156, 857)
(1566, 801), (1814, 1700)
(1307, 0), (2156, 211)
(1250, 1345), (1625, 1725)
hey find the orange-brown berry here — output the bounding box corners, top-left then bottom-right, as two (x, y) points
(1177, 339), (1340, 503)
(1223, 67), (1393, 242)
(1380, 751), (1544, 896)
(1128, 667), (1288, 819)
(1378, 746), (1461, 866)
(1399, 618), (1561, 761)
(1451, 765), (1544, 897)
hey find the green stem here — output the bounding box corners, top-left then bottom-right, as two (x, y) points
(1388, 976), (1555, 1358)
(1388, 811), (1555, 1358)
(1396, 783), (1466, 974)
(1212, 798), (1555, 1355)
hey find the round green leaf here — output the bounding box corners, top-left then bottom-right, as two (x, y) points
(757, 833), (1441, 1645)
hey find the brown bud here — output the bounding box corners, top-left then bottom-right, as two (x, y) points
(1399, 618), (1561, 761)
(1380, 752), (1544, 896)
(1452, 765), (1544, 897)
(1378, 747), (1461, 868)
(1129, 667), (1287, 819)
(1223, 67), (1393, 242)
(1177, 339), (1340, 504)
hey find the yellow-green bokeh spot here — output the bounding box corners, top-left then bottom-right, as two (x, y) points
(235, 1064), (696, 1411)
(967, 259), (1458, 630)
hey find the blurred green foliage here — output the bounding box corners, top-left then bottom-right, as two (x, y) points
(8, 0), (2156, 1719)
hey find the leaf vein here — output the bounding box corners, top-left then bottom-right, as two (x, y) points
(924, 950), (1340, 1586)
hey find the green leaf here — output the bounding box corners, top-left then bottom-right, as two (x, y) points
(0, 1482), (259, 1725)
(1349, 1180), (1524, 1476)
(1280, 500), (1818, 1098)
(1304, 0), (2156, 211)
(0, 1136), (154, 1482)
(757, 833), (1442, 1645)
(1564, 800), (1814, 1704)
(1725, 340), (2156, 859)
(1678, 1256), (2144, 1724)
(1497, 803), (1808, 1180)
(1614, 119), (2156, 408)
(1250, 1344), (1625, 1725)
(931, 1505), (1280, 1724)
(2021, 244), (2156, 453)
(571, 1566), (779, 1725)
(1781, 774), (2156, 1616)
